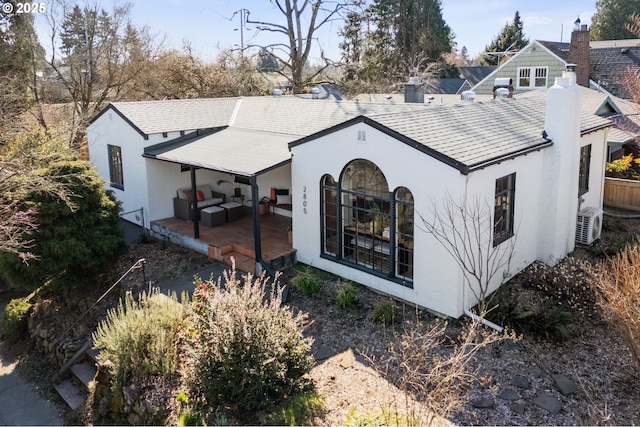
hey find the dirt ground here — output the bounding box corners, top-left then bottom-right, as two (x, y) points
(3, 213), (640, 425)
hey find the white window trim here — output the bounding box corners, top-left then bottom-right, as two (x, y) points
(516, 66), (548, 90)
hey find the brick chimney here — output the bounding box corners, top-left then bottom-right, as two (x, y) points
(567, 24), (590, 87)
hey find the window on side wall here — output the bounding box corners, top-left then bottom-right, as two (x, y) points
(579, 144), (591, 196)
(108, 144), (124, 190)
(517, 66), (548, 89)
(494, 173), (516, 246)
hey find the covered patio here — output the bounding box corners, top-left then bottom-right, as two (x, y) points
(144, 126), (297, 275)
(151, 210), (294, 274)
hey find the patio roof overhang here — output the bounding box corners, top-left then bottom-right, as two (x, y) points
(143, 126), (294, 275)
(143, 127), (294, 177)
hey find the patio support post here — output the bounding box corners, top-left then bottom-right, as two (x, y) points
(190, 166), (199, 239)
(250, 175), (263, 272)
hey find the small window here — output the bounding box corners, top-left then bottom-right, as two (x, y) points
(579, 145), (591, 195)
(494, 173), (516, 245)
(108, 145), (124, 190)
(517, 67), (548, 89)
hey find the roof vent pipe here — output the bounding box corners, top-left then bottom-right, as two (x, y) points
(460, 90), (476, 104)
(563, 63), (577, 85)
(272, 88), (283, 98)
(495, 87), (510, 99)
(311, 86), (321, 99)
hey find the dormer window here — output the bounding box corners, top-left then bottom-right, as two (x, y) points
(517, 66), (548, 89)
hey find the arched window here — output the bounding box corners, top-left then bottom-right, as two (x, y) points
(320, 159), (414, 286)
(395, 187), (414, 280)
(321, 174), (337, 255)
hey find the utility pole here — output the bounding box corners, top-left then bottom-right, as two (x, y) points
(233, 8), (250, 53)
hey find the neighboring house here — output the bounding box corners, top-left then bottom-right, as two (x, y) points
(472, 24), (640, 160)
(473, 24), (640, 100)
(459, 66), (498, 87)
(88, 67), (611, 319)
(424, 78), (470, 95)
(420, 67), (496, 95)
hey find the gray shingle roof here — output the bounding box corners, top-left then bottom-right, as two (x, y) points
(96, 98), (240, 135)
(369, 97), (549, 169)
(125, 89), (612, 176)
(459, 66), (498, 86)
(590, 47), (640, 98)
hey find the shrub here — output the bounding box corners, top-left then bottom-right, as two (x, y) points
(92, 289), (185, 389)
(592, 245), (640, 367)
(369, 319), (509, 426)
(0, 298), (32, 344)
(290, 265), (320, 295)
(605, 154), (640, 180)
(371, 298), (395, 325)
(266, 391), (325, 426)
(0, 155), (125, 289)
(335, 280), (358, 309)
(523, 259), (596, 317)
(186, 267), (314, 414)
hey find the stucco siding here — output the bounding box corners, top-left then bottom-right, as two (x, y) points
(87, 111), (151, 225)
(462, 153), (546, 309)
(291, 123), (469, 318)
(580, 129), (608, 211)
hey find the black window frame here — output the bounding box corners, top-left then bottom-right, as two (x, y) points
(493, 173), (516, 246)
(579, 144), (591, 196)
(108, 144), (124, 190)
(320, 159), (414, 287)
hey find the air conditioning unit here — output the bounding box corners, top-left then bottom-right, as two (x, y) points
(576, 207), (603, 245)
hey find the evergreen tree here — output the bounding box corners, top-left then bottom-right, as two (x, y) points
(344, 0), (453, 89)
(591, 0), (640, 41)
(480, 11), (529, 66)
(0, 130), (125, 290)
(395, 0), (452, 74)
(0, 1), (44, 133)
(339, 4), (366, 82)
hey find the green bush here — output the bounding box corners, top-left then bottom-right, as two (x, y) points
(335, 280), (358, 309)
(266, 391), (325, 426)
(0, 298), (32, 344)
(92, 289), (185, 389)
(187, 268), (314, 414)
(371, 298), (395, 325)
(0, 154), (125, 289)
(291, 265), (320, 295)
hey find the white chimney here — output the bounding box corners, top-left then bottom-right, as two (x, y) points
(537, 65), (582, 264)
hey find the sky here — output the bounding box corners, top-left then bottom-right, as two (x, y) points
(34, 0), (599, 62)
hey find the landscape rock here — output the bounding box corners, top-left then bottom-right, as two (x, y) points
(471, 398), (494, 408)
(529, 366), (543, 377)
(532, 393), (562, 414)
(498, 389), (520, 401)
(511, 375), (530, 389)
(510, 402), (526, 414)
(552, 374), (578, 395)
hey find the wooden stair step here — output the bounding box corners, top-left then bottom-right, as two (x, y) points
(71, 361), (96, 389)
(54, 379), (86, 411)
(223, 251), (255, 274)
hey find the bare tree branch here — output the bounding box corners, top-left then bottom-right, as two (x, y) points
(418, 194), (517, 315)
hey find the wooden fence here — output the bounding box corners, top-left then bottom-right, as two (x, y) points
(603, 177), (640, 212)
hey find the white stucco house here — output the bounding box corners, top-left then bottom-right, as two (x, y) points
(88, 67), (611, 318)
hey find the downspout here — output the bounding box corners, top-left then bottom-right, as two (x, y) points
(190, 166), (199, 239)
(459, 258), (504, 332)
(250, 175), (275, 277)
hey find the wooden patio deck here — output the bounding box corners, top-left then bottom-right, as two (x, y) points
(151, 208), (295, 274)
